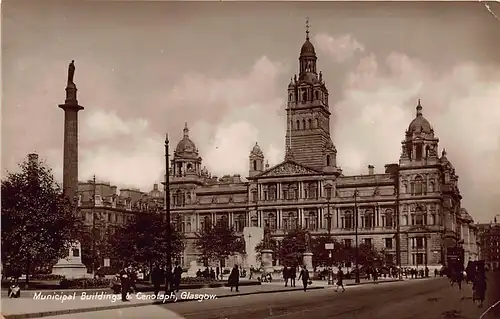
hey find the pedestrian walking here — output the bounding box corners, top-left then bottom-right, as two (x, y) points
(119, 267), (131, 302)
(472, 263), (487, 308)
(298, 265), (310, 292)
(172, 261), (183, 292)
(164, 265), (172, 295)
(151, 264), (164, 298)
(8, 278), (20, 298)
(335, 268), (345, 292)
(290, 266), (296, 287)
(283, 266), (289, 287)
(216, 266), (220, 280)
(228, 265), (240, 292)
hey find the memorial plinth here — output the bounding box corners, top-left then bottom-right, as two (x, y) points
(52, 241), (88, 279)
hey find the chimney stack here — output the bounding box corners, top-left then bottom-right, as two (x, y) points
(368, 165), (374, 175)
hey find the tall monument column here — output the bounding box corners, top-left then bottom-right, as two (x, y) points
(53, 60), (88, 278)
(59, 60), (84, 202)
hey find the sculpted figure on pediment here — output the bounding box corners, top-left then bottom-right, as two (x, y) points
(373, 187), (380, 196)
(212, 196), (217, 204)
(264, 162), (315, 177)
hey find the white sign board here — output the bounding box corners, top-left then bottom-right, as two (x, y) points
(325, 243), (334, 250)
(104, 258), (110, 267)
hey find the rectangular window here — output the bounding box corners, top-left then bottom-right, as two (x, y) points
(344, 239), (352, 248)
(364, 238), (372, 246)
(385, 238), (393, 249)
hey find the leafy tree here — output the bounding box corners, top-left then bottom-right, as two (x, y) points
(107, 212), (186, 269)
(277, 228), (309, 267)
(311, 235), (348, 267)
(79, 224), (114, 273)
(194, 222), (243, 266)
(1, 155), (82, 283)
(343, 243), (383, 268)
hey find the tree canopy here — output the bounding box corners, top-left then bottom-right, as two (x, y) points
(106, 212), (186, 269)
(194, 221), (244, 265)
(1, 155), (82, 278)
(277, 228), (309, 267)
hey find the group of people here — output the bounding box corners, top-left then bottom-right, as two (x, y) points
(111, 262), (184, 302)
(281, 265), (312, 291)
(448, 261), (488, 308)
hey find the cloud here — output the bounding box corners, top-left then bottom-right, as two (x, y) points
(333, 50), (500, 220)
(42, 56), (288, 189)
(161, 56), (288, 178)
(314, 34), (365, 63)
(82, 110), (149, 142)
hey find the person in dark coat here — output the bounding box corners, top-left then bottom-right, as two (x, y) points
(151, 264), (164, 298)
(335, 268), (345, 292)
(228, 265), (240, 292)
(164, 265), (173, 295)
(473, 265), (487, 308)
(283, 266), (289, 287)
(298, 265), (310, 292)
(172, 261), (183, 292)
(8, 277), (20, 298)
(216, 266), (220, 280)
(290, 266), (297, 287)
(119, 268), (131, 302)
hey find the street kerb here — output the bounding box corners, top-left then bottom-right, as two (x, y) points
(2, 286), (325, 319)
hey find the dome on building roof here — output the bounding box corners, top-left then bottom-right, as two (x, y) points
(407, 100), (433, 136)
(300, 39), (316, 57)
(250, 142), (263, 157)
(175, 122), (198, 155)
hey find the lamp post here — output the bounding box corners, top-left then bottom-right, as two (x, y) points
(164, 134), (172, 288)
(354, 189), (360, 284)
(91, 174), (96, 278)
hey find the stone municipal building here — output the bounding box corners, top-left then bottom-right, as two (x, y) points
(78, 31), (468, 270)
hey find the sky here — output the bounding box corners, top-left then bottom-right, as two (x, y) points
(2, 0), (500, 223)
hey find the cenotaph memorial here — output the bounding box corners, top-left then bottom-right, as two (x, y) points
(242, 226), (263, 270)
(52, 241), (89, 278)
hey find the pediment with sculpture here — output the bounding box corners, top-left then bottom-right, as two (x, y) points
(258, 160), (319, 178)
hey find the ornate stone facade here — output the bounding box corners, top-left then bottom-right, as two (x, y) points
(77, 32), (473, 270)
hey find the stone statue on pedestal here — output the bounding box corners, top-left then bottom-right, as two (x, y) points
(304, 232), (312, 253)
(67, 60), (75, 85)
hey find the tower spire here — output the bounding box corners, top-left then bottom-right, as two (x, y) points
(183, 122), (189, 138)
(305, 17), (310, 40)
(416, 99), (423, 116)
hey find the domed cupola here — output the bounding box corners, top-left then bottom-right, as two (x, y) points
(298, 18), (318, 81)
(300, 38), (316, 58)
(251, 142), (263, 157)
(399, 99), (440, 166)
(406, 99), (434, 137)
(175, 122), (198, 157)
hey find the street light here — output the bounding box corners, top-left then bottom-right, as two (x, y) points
(354, 189), (360, 284)
(163, 134), (172, 291)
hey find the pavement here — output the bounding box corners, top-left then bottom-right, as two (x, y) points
(0, 277), (404, 319)
(23, 276), (498, 319)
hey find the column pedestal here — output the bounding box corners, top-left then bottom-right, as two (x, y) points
(302, 252), (313, 270)
(261, 249), (274, 273)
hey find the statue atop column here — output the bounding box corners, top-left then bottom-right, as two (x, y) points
(67, 60), (75, 86)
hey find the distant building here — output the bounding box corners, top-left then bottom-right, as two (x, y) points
(477, 222), (500, 270)
(457, 209), (479, 262)
(78, 29), (475, 270)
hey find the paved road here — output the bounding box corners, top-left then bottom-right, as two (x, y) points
(30, 278), (498, 319)
(161, 278), (495, 319)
